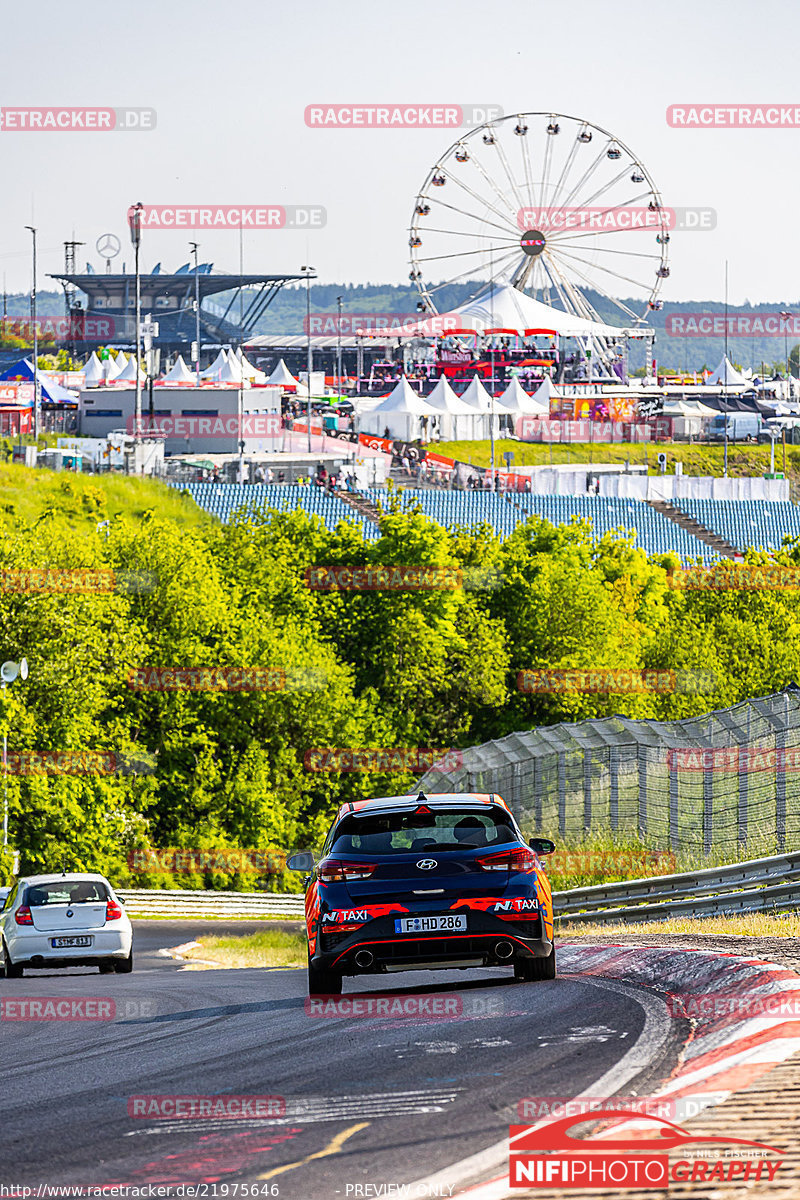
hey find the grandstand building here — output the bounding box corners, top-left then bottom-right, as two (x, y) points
(49, 263), (305, 361)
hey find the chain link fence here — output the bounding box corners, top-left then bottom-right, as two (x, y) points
(418, 689), (800, 855)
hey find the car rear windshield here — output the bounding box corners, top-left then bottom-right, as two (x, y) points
(330, 809), (518, 855)
(24, 880), (109, 906)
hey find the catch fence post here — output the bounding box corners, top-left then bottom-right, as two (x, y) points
(558, 752), (566, 837)
(609, 746), (619, 832)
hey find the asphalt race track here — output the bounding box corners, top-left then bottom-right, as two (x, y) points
(0, 922), (683, 1198)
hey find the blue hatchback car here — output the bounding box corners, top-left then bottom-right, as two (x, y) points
(288, 792), (555, 995)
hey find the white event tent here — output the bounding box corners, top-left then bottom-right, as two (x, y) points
(236, 351), (268, 384)
(497, 377), (550, 414)
(364, 377), (432, 442)
(104, 353), (126, 381)
(202, 349), (231, 381)
(265, 358), (298, 388)
(454, 281), (623, 339)
(116, 354), (147, 383)
(83, 352), (104, 385)
(162, 355), (195, 385)
(707, 356), (747, 387)
(529, 376), (561, 410)
(424, 375), (482, 440)
(460, 375), (501, 439)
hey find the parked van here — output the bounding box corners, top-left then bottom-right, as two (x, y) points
(708, 413), (762, 441)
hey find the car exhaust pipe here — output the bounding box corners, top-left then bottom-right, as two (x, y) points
(354, 950), (374, 969)
(495, 941), (514, 960)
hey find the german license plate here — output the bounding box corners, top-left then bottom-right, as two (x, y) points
(394, 914), (467, 934)
(50, 936), (93, 948)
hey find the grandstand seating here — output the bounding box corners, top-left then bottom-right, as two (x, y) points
(670, 498), (800, 554)
(169, 483), (377, 539)
(172, 483), (760, 562)
(368, 489), (716, 561)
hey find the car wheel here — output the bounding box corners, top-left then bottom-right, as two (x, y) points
(307, 953), (342, 996)
(113, 951), (133, 974)
(2, 940), (23, 979)
(515, 946), (556, 982)
(98, 961), (115, 974)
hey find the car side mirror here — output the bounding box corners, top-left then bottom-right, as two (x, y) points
(528, 838), (555, 855)
(287, 851), (315, 872)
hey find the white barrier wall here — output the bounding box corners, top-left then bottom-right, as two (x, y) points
(599, 475), (790, 501)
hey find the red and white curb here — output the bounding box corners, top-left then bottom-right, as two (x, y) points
(409, 942), (800, 1199)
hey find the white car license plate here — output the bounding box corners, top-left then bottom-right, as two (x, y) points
(394, 914), (467, 934)
(50, 936), (93, 948)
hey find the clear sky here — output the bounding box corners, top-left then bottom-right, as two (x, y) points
(1, 0), (797, 307)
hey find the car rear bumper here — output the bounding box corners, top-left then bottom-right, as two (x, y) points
(313, 910), (552, 976)
(7, 929), (132, 966)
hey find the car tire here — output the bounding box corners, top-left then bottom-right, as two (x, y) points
(308, 954), (342, 996)
(113, 951), (133, 974)
(98, 961), (116, 974)
(515, 945), (556, 982)
(2, 940), (23, 979)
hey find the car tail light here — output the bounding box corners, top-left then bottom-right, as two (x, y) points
(476, 847), (536, 873)
(316, 858), (376, 883)
(15, 905), (33, 925)
(106, 900), (123, 921)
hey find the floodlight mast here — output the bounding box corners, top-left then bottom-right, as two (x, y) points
(128, 204), (144, 454)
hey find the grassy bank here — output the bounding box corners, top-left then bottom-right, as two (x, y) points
(560, 912), (800, 937)
(178, 929), (307, 968)
(0, 462), (214, 534)
(434, 439), (798, 481)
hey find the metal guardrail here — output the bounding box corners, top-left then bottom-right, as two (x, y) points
(552, 850), (800, 925)
(118, 850), (800, 925)
(117, 888), (305, 917)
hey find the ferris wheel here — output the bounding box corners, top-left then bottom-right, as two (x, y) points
(408, 112), (669, 354)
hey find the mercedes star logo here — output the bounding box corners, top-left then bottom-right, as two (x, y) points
(96, 233), (121, 259)
(416, 859), (438, 870)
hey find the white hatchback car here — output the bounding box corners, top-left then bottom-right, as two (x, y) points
(0, 874), (133, 977)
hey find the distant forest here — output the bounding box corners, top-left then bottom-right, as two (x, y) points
(5, 284), (799, 375)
